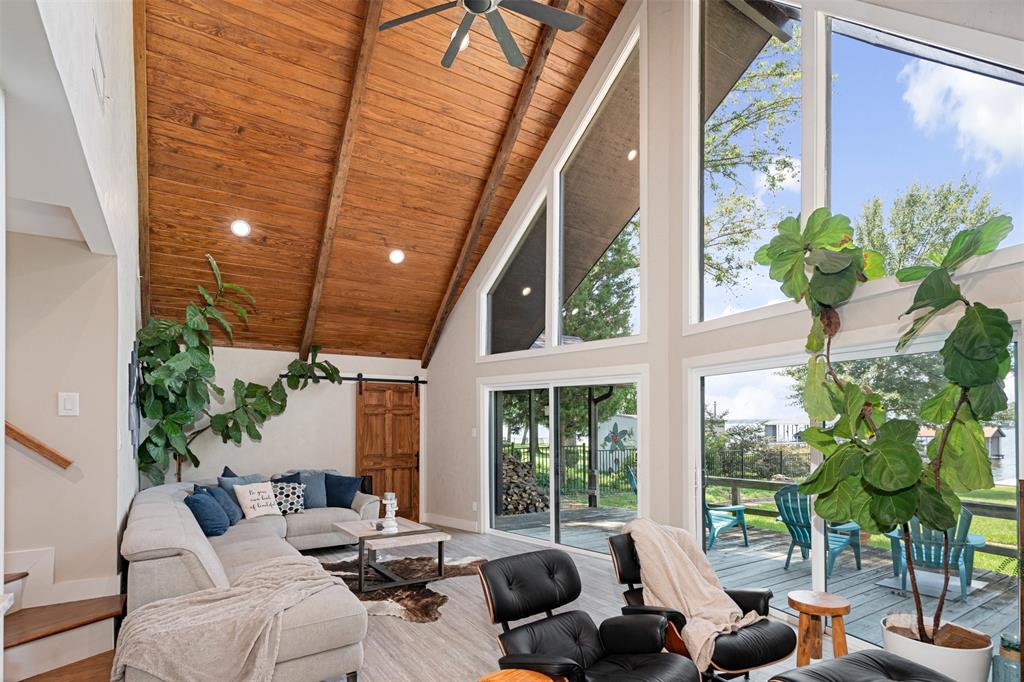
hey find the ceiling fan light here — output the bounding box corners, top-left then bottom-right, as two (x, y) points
(230, 219), (251, 237)
(389, 249), (406, 264)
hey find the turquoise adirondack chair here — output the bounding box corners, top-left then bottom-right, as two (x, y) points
(774, 484), (862, 578)
(888, 509), (980, 603)
(626, 466), (638, 494)
(704, 501), (748, 549)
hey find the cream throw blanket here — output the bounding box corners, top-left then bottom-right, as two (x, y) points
(112, 555), (345, 682)
(624, 518), (763, 671)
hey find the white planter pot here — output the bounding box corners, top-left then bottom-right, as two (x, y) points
(881, 616), (992, 682)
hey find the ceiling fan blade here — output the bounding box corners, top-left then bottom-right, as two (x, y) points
(380, 1), (457, 31)
(487, 11), (526, 67)
(499, 0), (585, 32)
(442, 12), (475, 69)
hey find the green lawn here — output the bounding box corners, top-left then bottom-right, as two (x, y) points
(706, 484), (1020, 576)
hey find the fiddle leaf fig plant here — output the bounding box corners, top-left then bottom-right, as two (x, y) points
(756, 209), (1013, 645)
(137, 255), (343, 483)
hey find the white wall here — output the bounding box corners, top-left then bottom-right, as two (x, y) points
(179, 348), (426, 485)
(5, 234), (120, 595)
(424, 0), (1024, 534)
(33, 0), (141, 530)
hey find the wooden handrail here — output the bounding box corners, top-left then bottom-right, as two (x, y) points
(5, 421), (73, 469)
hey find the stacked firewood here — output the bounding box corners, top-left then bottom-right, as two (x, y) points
(501, 452), (550, 515)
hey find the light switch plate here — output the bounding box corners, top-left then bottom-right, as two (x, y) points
(58, 392), (79, 416)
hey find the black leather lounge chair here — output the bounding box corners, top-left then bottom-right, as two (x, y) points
(477, 548), (701, 682)
(608, 533), (797, 680)
(769, 650), (956, 682)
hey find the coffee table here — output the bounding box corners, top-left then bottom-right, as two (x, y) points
(334, 517), (451, 593)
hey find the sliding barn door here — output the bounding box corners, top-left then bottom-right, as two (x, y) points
(356, 383), (420, 521)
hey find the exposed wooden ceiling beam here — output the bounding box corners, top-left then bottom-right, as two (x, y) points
(420, 0), (569, 367)
(299, 0), (383, 360)
(134, 0), (151, 322)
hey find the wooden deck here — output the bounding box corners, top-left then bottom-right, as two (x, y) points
(494, 508), (1019, 648)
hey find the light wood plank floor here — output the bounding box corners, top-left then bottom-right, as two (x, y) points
(308, 528), (834, 682)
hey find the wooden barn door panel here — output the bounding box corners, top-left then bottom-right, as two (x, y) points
(356, 383), (420, 521)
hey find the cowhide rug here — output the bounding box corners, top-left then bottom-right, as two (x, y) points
(320, 555), (485, 623)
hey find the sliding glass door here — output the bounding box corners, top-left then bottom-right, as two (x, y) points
(490, 380), (640, 555)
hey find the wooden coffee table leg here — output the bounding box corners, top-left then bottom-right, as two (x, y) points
(797, 612), (811, 666)
(832, 615), (848, 657)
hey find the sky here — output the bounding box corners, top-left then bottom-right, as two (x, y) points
(703, 27), (1024, 321)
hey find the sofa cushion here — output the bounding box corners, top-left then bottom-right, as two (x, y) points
(325, 474), (362, 509)
(282, 469), (339, 509)
(234, 481), (284, 520)
(217, 472), (262, 516)
(277, 584), (368, 663)
(194, 485), (243, 525)
(209, 530), (298, 584)
(231, 514), (288, 539)
(286, 507), (360, 538)
(273, 482), (306, 515)
(183, 492), (230, 536)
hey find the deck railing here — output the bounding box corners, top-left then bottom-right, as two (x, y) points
(706, 475), (1017, 559)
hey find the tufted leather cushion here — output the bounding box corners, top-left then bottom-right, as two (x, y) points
(711, 619), (796, 671)
(770, 649), (956, 682)
(480, 549), (582, 623)
(500, 611), (605, 669)
(586, 653), (699, 682)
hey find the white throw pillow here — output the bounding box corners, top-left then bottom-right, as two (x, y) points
(233, 481), (283, 520)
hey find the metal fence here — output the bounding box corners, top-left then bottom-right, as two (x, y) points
(704, 446), (813, 481)
(502, 443), (637, 495)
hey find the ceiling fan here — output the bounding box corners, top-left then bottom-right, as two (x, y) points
(380, 0), (585, 69)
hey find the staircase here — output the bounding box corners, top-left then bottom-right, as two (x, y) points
(3, 426), (122, 681)
(4, 594), (123, 680)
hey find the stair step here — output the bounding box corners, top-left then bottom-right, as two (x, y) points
(23, 650), (114, 681)
(4, 595), (125, 649)
(4, 571), (29, 584)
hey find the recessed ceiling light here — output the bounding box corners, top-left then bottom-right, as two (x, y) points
(521, 286), (532, 296)
(451, 28), (470, 52)
(389, 249), (406, 264)
(627, 149), (638, 161)
(230, 219), (251, 237)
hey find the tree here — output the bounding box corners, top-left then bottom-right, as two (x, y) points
(561, 216), (640, 343)
(704, 30), (801, 289)
(782, 179), (1001, 419)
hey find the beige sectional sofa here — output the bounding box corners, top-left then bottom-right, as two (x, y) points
(120, 482), (380, 682)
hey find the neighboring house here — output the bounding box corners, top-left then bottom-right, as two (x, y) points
(918, 425), (1006, 458)
(724, 418), (810, 444)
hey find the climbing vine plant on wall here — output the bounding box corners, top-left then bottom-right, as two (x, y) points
(756, 209), (1013, 644)
(136, 255), (342, 483)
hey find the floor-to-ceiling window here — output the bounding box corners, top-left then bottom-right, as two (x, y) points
(691, 0), (1021, 649)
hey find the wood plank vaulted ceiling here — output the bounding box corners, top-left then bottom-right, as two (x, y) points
(138, 0), (626, 363)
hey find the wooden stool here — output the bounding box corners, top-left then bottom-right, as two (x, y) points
(788, 590), (852, 667)
(479, 670), (566, 682)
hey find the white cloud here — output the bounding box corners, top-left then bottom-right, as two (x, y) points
(754, 156), (801, 196)
(705, 368), (807, 421)
(901, 60), (1024, 175)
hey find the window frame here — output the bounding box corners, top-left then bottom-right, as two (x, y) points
(685, 0), (1024, 333)
(476, 10), (647, 362)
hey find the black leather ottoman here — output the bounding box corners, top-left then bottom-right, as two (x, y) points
(769, 650), (957, 682)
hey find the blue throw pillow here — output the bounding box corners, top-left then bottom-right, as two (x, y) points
(218, 473), (262, 509)
(194, 485), (243, 525)
(325, 473), (363, 509)
(297, 471), (328, 508)
(184, 492), (230, 536)
(272, 472), (302, 485)
(222, 465), (238, 477)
